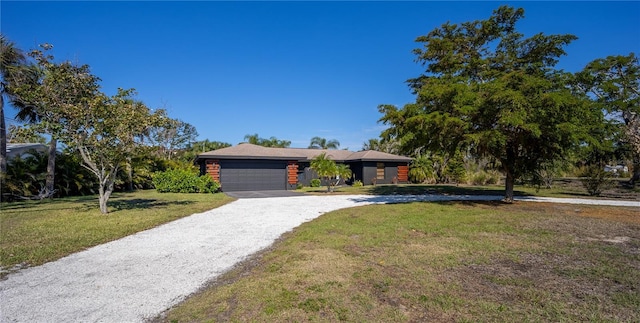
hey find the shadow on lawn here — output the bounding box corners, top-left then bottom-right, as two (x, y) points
(91, 199), (195, 212)
(346, 194), (512, 207)
(364, 184), (531, 197)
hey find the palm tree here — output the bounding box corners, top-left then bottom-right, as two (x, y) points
(0, 34), (27, 177)
(308, 136), (340, 149)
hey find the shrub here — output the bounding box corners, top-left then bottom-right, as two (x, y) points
(470, 170), (500, 186)
(310, 178), (321, 187)
(152, 168), (220, 193)
(352, 180), (363, 187)
(580, 165), (614, 196)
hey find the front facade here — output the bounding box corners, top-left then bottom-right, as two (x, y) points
(197, 143), (411, 192)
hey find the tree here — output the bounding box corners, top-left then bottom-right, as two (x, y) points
(63, 88), (165, 213)
(243, 133), (291, 148)
(379, 6), (592, 202)
(0, 34), (28, 179)
(146, 118), (198, 160)
(575, 53), (640, 185)
(309, 152), (351, 192)
(11, 44), (100, 198)
(362, 137), (399, 154)
(178, 139), (231, 163)
(308, 136), (340, 149)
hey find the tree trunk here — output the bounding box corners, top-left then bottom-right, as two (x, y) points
(0, 100), (7, 174)
(0, 98), (7, 175)
(0, 102), (6, 202)
(98, 185), (108, 214)
(98, 181), (114, 214)
(504, 171), (514, 203)
(45, 137), (57, 198)
(126, 156), (133, 192)
(630, 155), (640, 186)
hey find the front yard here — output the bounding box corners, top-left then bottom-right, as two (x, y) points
(159, 201), (640, 322)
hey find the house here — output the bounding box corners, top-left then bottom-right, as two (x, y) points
(6, 143), (47, 159)
(196, 143), (412, 191)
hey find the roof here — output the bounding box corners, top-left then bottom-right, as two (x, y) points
(197, 143), (411, 162)
(6, 143), (48, 159)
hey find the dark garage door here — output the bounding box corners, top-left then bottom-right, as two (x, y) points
(220, 160), (287, 191)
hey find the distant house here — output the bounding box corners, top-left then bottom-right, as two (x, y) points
(6, 143), (47, 159)
(196, 143), (411, 191)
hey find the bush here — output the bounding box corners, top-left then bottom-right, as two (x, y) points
(580, 165), (614, 196)
(352, 180), (363, 187)
(152, 169), (220, 193)
(470, 170), (500, 186)
(310, 178), (321, 187)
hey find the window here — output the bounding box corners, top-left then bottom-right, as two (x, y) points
(377, 163), (385, 180)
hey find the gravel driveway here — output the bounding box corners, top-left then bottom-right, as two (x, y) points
(1, 194), (637, 322)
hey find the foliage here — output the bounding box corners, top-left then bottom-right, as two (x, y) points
(244, 133), (291, 148)
(145, 118), (198, 160)
(6, 124), (46, 144)
(379, 6), (594, 202)
(351, 180), (363, 187)
(1, 149), (97, 200)
(362, 138), (399, 154)
(310, 178), (321, 187)
(408, 155), (435, 183)
(308, 136), (340, 149)
(470, 170), (501, 186)
(575, 53), (640, 185)
(309, 153), (351, 192)
(178, 140), (231, 163)
(152, 168), (219, 193)
(443, 152), (467, 184)
(580, 164), (614, 196)
(0, 34), (28, 181)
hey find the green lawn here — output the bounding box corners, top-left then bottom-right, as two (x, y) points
(0, 190), (235, 272)
(159, 201), (640, 322)
(300, 178), (639, 200)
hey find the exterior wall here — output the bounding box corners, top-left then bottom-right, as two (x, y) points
(356, 161), (409, 185)
(199, 158), (410, 190)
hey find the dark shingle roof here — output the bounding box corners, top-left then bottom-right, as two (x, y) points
(197, 143), (411, 162)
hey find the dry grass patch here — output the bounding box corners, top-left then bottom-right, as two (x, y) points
(158, 201), (639, 322)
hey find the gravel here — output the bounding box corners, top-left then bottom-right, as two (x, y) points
(1, 194), (637, 322)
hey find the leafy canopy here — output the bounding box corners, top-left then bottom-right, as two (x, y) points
(379, 5), (595, 201)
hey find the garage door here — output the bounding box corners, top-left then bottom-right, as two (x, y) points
(219, 160), (287, 191)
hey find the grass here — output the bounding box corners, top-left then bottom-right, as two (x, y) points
(158, 201), (640, 322)
(0, 190), (235, 272)
(299, 178), (639, 201)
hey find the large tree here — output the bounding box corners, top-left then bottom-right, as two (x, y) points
(576, 53), (640, 185)
(64, 88), (165, 213)
(0, 34), (27, 179)
(308, 136), (340, 149)
(379, 6), (593, 201)
(11, 44), (100, 198)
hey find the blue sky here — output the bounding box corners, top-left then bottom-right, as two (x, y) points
(2, 1), (639, 150)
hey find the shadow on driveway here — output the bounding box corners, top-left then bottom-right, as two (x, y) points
(224, 190), (306, 199)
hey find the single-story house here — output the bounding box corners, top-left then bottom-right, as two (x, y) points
(6, 143), (48, 160)
(196, 143), (412, 191)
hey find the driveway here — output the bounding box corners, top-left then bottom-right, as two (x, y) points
(1, 194), (637, 322)
(224, 190), (305, 198)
